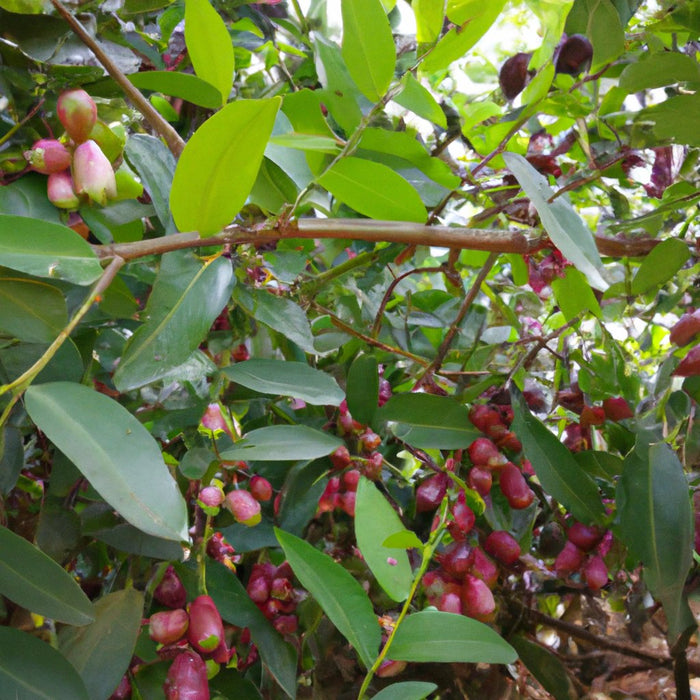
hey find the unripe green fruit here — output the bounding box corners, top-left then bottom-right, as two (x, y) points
(57, 88), (97, 144)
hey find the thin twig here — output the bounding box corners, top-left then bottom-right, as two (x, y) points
(50, 0), (186, 158)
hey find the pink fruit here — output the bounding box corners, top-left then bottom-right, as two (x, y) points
(583, 555), (608, 591)
(187, 596), (224, 654)
(198, 485), (224, 507)
(72, 139), (117, 205)
(24, 139), (72, 175)
(670, 310), (700, 346)
(154, 566), (187, 609)
(554, 540), (585, 575)
(149, 609), (189, 645)
(450, 491), (475, 537)
(470, 547), (499, 589)
(362, 451), (383, 481)
(109, 674), (131, 700)
(468, 466), (493, 496)
(57, 88), (98, 143)
(416, 472), (448, 512)
(484, 531), (521, 566)
(567, 522), (603, 552)
(164, 650), (210, 700)
(438, 541), (475, 578)
(330, 445), (352, 470)
(47, 169), (79, 209)
(273, 614), (298, 634)
(603, 397), (633, 421)
(339, 491), (356, 516)
(468, 438), (505, 468)
(225, 489), (261, 526)
(341, 469), (361, 492)
(499, 463), (534, 509)
(376, 659), (407, 678)
(437, 590), (463, 614)
(249, 475), (273, 502)
(359, 429), (381, 452)
(461, 574), (496, 621)
(247, 574), (270, 603)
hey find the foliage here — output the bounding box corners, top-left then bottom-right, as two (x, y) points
(1, 0), (699, 697)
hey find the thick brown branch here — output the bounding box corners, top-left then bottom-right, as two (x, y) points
(93, 219), (665, 262)
(50, 0), (186, 158)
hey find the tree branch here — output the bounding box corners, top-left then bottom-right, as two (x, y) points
(50, 0), (186, 158)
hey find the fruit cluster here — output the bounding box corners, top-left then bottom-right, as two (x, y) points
(23, 88), (142, 211)
(554, 521), (611, 591)
(246, 561), (300, 634)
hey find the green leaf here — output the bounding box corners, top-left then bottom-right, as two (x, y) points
(341, 0), (396, 102)
(511, 386), (606, 525)
(413, 0), (445, 43)
(113, 252), (233, 391)
(269, 132), (341, 153)
(389, 610), (517, 663)
(129, 70), (224, 109)
(346, 354), (379, 426)
(630, 238), (691, 295)
(0, 277), (67, 343)
(220, 425), (343, 461)
(393, 72), (447, 128)
(318, 157), (427, 223)
(617, 441), (696, 641)
(207, 562), (297, 699)
(0, 0), (43, 11)
(124, 134), (177, 233)
(25, 382), (189, 542)
(59, 589), (144, 700)
(355, 477), (413, 602)
(419, 1), (507, 73)
(184, 0), (234, 104)
(644, 94), (700, 146)
(0, 525), (94, 625)
(170, 98), (281, 236)
(0, 215), (103, 285)
(222, 359), (344, 406)
(377, 394), (480, 449)
(576, 0), (625, 68)
(551, 267), (602, 321)
(276, 528), (381, 669)
(372, 682), (438, 700)
(0, 425), (23, 493)
(382, 530), (425, 550)
(0, 626), (89, 700)
(509, 635), (577, 700)
(234, 285), (317, 353)
(503, 153), (608, 291)
(619, 52), (700, 93)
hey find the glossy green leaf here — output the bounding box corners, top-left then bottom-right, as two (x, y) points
(269, 132), (341, 153)
(207, 562), (297, 699)
(413, 0), (445, 43)
(0, 215), (103, 285)
(113, 252), (234, 391)
(170, 98), (281, 236)
(317, 157), (427, 223)
(355, 477), (413, 602)
(382, 530), (425, 550)
(25, 382), (189, 542)
(88, 523), (184, 560)
(377, 394), (480, 448)
(503, 153), (608, 291)
(551, 267), (602, 321)
(511, 386), (606, 525)
(276, 528), (381, 669)
(0, 626), (89, 700)
(124, 134), (177, 233)
(389, 610), (517, 663)
(341, 0), (395, 102)
(393, 72), (447, 127)
(577, 0), (625, 68)
(617, 441), (695, 641)
(60, 589), (144, 700)
(0, 525), (94, 625)
(509, 635), (577, 700)
(630, 238), (690, 295)
(372, 682), (438, 700)
(129, 70), (224, 108)
(0, 277), (67, 343)
(184, 0), (234, 104)
(645, 94), (700, 146)
(420, 1), (507, 73)
(347, 354), (379, 425)
(220, 425), (343, 461)
(619, 52), (700, 93)
(222, 359), (344, 406)
(234, 285), (316, 353)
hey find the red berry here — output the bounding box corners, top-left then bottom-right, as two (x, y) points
(341, 468), (361, 492)
(330, 445), (352, 470)
(376, 659), (407, 678)
(318, 476), (340, 513)
(583, 555), (608, 591)
(461, 574), (496, 621)
(109, 674), (131, 700)
(437, 590), (463, 614)
(567, 522), (604, 552)
(438, 541), (475, 578)
(416, 472), (448, 512)
(670, 310), (700, 347)
(602, 397), (633, 421)
(273, 614), (298, 634)
(362, 451), (383, 481)
(499, 52), (533, 100)
(225, 490), (261, 526)
(249, 475), (273, 502)
(470, 548), (499, 589)
(232, 343), (250, 361)
(187, 596), (224, 654)
(339, 491), (356, 516)
(247, 575), (270, 603)
(580, 405), (606, 428)
(499, 463), (534, 509)
(164, 650), (210, 700)
(468, 466), (493, 496)
(484, 531), (521, 566)
(497, 431), (522, 453)
(149, 609), (189, 645)
(468, 438), (505, 468)
(154, 566), (186, 609)
(359, 428), (381, 452)
(450, 491), (475, 537)
(554, 540), (585, 575)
